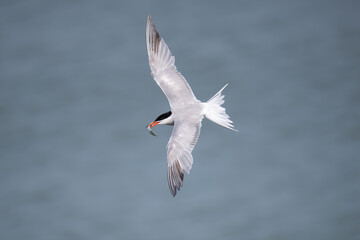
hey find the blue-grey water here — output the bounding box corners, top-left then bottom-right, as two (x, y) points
(1, 0), (359, 239)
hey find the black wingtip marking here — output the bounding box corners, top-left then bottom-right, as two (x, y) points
(147, 14), (161, 55)
(167, 160), (184, 197)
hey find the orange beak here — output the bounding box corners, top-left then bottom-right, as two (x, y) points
(149, 121), (159, 128)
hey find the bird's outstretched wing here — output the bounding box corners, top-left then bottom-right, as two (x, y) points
(167, 121), (202, 196)
(146, 14), (198, 109)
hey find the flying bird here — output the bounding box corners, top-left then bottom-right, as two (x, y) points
(145, 14), (237, 197)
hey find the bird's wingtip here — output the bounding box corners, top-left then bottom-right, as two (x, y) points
(167, 160), (184, 197)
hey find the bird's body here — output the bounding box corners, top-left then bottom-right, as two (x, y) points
(146, 14), (237, 196)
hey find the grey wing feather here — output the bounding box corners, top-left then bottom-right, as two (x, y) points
(166, 121), (202, 196)
(146, 14), (198, 109)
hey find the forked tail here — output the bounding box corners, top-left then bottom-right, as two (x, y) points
(203, 84), (238, 131)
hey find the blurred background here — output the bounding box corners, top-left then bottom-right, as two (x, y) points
(1, 0), (359, 239)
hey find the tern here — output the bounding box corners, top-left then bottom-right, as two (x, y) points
(145, 14), (237, 197)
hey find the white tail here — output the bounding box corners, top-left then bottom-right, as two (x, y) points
(203, 84), (238, 131)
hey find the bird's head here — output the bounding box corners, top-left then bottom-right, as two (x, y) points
(146, 111), (173, 136)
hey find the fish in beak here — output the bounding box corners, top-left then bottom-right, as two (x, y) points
(146, 121), (159, 136)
